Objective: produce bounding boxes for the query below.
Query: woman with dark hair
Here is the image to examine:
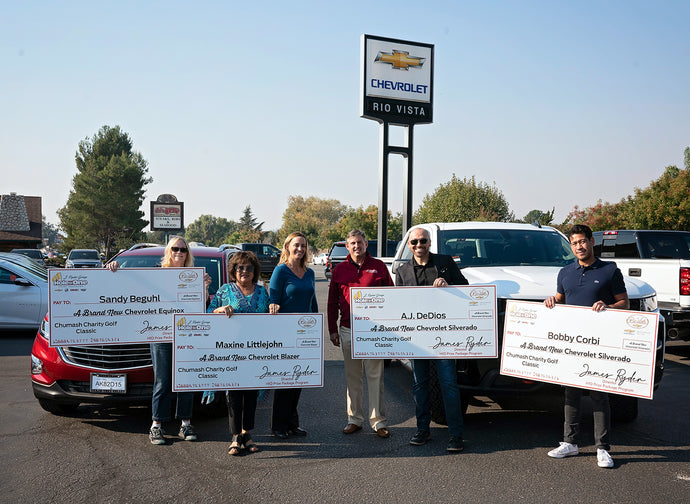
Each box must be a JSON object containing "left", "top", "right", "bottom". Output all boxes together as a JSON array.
[
  {"left": 208, "top": 251, "right": 269, "bottom": 455},
  {"left": 268, "top": 231, "right": 318, "bottom": 438}
]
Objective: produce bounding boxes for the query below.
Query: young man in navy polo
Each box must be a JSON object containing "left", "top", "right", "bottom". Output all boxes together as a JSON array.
[{"left": 543, "top": 224, "right": 629, "bottom": 468}]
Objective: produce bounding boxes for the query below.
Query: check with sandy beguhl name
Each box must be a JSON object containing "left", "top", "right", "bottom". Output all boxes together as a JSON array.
[
  {"left": 48, "top": 268, "right": 205, "bottom": 346},
  {"left": 500, "top": 301, "right": 660, "bottom": 399},
  {"left": 349, "top": 285, "right": 498, "bottom": 359},
  {"left": 172, "top": 313, "right": 324, "bottom": 391}
]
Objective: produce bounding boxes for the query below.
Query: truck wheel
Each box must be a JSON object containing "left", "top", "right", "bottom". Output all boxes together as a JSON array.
[
  {"left": 428, "top": 364, "right": 469, "bottom": 425},
  {"left": 37, "top": 398, "right": 79, "bottom": 415},
  {"left": 609, "top": 395, "right": 638, "bottom": 422}
]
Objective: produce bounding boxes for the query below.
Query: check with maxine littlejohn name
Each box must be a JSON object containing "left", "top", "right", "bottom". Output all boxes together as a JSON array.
[
  {"left": 349, "top": 285, "right": 498, "bottom": 359},
  {"left": 172, "top": 313, "right": 323, "bottom": 391},
  {"left": 500, "top": 300, "right": 659, "bottom": 399}
]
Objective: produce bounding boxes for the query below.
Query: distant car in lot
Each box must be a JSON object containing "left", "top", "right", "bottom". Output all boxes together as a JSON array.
[
  {"left": 324, "top": 239, "right": 399, "bottom": 279},
  {"left": 30, "top": 245, "right": 233, "bottom": 415},
  {"left": 11, "top": 248, "right": 46, "bottom": 264},
  {"left": 65, "top": 249, "right": 102, "bottom": 268},
  {"left": 0, "top": 252, "right": 48, "bottom": 330},
  {"left": 312, "top": 253, "right": 328, "bottom": 265},
  {"left": 231, "top": 243, "right": 281, "bottom": 276}
]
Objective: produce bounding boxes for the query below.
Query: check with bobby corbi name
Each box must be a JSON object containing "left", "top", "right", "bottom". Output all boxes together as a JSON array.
[
  {"left": 172, "top": 313, "right": 324, "bottom": 391},
  {"left": 349, "top": 285, "right": 498, "bottom": 359},
  {"left": 500, "top": 301, "right": 660, "bottom": 399},
  {"left": 48, "top": 268, "right": 205, "bottom": 346}
]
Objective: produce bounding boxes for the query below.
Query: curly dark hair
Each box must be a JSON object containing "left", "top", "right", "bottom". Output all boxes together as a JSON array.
[{"left": 227, "top": 251, "right": 261, "bottom": 283}]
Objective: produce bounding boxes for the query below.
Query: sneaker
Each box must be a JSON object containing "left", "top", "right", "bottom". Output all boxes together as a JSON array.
[
  {"left": 597, "top": 448, "right": 614, "bottom": 468},
  {"left": 446, "top": 436, "right": 464, "bottom": 452},
  {"left": 178, "top": 424, "right": 198, "bottom": 441},
  {"left": 149, "top": 425, "right": 166, "bottom": 445},
  {"left": 409, "top": 430, "right": 431, "bottom": 446},
  {"left": 547, "top": 442, "right": 579, "bottom": 458}
]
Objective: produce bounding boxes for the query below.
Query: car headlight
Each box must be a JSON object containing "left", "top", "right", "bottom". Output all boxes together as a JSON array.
[
  {"left": 639, "top": 294, "right": 657, "bottom": 312},
  {"left": 31, "top": 354, "right": 43, "bottom": 375}
]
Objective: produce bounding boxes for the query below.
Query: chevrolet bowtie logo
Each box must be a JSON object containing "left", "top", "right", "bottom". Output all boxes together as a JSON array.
[{"left": 375, "top": 50, "right": 425, "bottom": 70}]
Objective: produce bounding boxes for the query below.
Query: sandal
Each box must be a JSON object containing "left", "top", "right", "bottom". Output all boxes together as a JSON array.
[
  {"left": 242, "top": 433, "right": 259, "bottom": 454},
  {"left": 228, "top": 434, "right": 242, "bottom": 456}
]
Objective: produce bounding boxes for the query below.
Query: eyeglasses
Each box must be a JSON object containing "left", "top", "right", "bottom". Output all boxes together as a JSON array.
[
  {"left": 409, "top": 238, "right": 428, "bottom": 246},
  {"left": 171, "top": 247, "right": 188, "bottom": 253},
  {"left": 235, "top": 264, "right": 255, "bottom": 273},
  {"left": 570, "top": 239, "right": 589, "bottom": 247}
]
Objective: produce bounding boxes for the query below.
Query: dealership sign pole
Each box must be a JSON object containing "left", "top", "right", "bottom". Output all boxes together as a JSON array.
[{"left": 360, "top": 34, "right": 434, "bottom": 255}]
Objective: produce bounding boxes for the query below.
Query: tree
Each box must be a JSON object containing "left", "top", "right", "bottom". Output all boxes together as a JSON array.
[
  {"left": 560, "top": 200, "right": 628, "bottom": 232},
  {"left": 41, "top": 216, "right": 61, "bottom": 245},
  {"left": 277, "top": 195, "right": 348, "bottom": 250},
  {"left": 522, "top": 208, "right": 555, "bottom": 226},
  {"left": 58, "top": 125, "right": 151, "bottom": 258},
  {"left": 414, "top": 174, "right": 513, "bottom": 224},
  {"left": 238, "top": 205, "right": 264, "bottom": 234},
  {"left": 323, "top": 205, "right": 403, "bottom": 244},
  {"left": 184, "top": 214, "right": 239, "bottom": 246}
]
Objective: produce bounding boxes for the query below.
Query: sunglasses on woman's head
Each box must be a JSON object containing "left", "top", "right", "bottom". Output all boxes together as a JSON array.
[
  {"left": 171, "top": 247, "right": 188, "bottom": 253},
  {"left": 235, "top": 264, "right": 254, "bottom": 273},
  {"left": 409, "top": 238, "right": 428, "bottom": 245}
]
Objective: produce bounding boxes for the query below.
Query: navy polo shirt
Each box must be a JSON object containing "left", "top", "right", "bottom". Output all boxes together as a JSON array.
[{"left": 556, "top": 258, "right": 626, "bottom": 307}]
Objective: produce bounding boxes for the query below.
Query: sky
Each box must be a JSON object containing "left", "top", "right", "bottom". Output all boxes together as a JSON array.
[{"left": 2, "top": 1, "right": 689, "bottom": 233}]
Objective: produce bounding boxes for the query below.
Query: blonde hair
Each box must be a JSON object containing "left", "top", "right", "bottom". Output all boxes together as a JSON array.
[
  {"left": 161, "top": 235, "right": 194, "bottom": 268},
  {"left": 279, "top": 231, "right": 309, "bottom": 268}
]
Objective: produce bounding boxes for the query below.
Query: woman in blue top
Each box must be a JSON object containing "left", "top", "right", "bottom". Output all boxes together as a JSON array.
[
  {"left": 268, "top": 231, "right": 318, "bottom": 438},
  {"left": 208, "top": 251, "right": 269, "bottom": 456}
]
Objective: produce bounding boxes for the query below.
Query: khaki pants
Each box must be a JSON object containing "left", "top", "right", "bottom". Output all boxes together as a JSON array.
[{"left": 339, "top": 326, "right": 387, "bottom": 430}]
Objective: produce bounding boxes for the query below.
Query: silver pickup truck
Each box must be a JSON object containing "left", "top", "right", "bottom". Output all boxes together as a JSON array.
[{"left": 390, "top": 222, "right": 665, "bottom": 422}]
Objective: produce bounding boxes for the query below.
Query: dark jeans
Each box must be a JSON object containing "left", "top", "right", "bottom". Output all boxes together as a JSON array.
[
  {"left": 150, "top": 342, "right": 194, "bottom": 422},
  {"left": 227, "top": 390, "right": 258, "bottom": 435},
  {"left": 563, "top": 386, "right": 611, "bottom": 450},
  {"left": 271, "top": 388, "right": 302, "bottom": 432},
  {"left": 412, "top": 359, "right": 463, "bottom": 437}
]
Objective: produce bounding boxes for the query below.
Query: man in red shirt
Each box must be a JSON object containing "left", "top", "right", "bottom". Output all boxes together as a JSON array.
[{"left": 327, "top": 229, "right": 393, "bottom": 438}]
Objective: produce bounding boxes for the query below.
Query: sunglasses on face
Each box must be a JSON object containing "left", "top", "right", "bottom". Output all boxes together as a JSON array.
[
  {"left": 409, "top": 238, "right": 428, "bottom": 246},
  {"left": 235, "top": 264, "right": 254, "bottom": 273},
  {"left": 171, "top": 247, "right": 188, "bottom": 253}
]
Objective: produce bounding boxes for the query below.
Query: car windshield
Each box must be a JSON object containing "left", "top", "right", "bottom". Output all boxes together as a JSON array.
[
  {"left": 70, "top": 250, "right": 100, "bottom": 260},
  {"left": 434, "top": 228, "right": 575, "bottom": 268},
  {"left": 329, "top": 244, "right": 348, "bottom": 258}
]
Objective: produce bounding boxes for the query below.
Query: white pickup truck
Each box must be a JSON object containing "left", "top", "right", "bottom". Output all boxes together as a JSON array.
[
  {"left": 390, "top": 222, "right": 665, "bottom": 422},
  {"left": 593, "top": 230, "right": 690, "bottom": 341}
]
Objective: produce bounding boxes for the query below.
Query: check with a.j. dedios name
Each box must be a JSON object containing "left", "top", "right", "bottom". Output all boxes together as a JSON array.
[
  {"left": 48, "top": 268, "right": 205, "bottom": 346},
  {"left": 349, "top": 285, "right": 498, "bottom": 359},
  {"left": 172, "top": 313, "right": 323, "bottom": 391},
  {"left": 500, "top": 301, "right": 659, "bottom": 399}
]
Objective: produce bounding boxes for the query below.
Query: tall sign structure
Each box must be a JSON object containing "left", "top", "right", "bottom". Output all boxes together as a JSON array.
[{"left": 360, "top": 34, "right": 434, "bottom": 256}]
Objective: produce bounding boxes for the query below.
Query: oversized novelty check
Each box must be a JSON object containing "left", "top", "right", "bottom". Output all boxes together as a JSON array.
[
  {"left": 48, "top": 268, "right": 205, "bottom": 346},
  {"left": 349, "top": 285, "right": 497, "bottom": 359},
  {"left": 172, "top": 313, "right": 324, "bottom": 391},
  {"left": 500, "top": 301, "right": 660, "bottom": 399}
]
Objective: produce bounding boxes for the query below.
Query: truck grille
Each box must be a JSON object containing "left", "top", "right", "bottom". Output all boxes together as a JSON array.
[{"left": 58, "top": 344, "right": 152, "bottom": 370}]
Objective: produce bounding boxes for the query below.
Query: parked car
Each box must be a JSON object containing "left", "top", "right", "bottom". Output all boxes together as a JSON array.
[
  {"left": 231, "top": 243, "right": 281, "bottom": 276},
  {"left": 324, "top": 239, "right": 399, "bottom": 279},
  {"left": 390, "top": 222, "right": 665, "bottom": 423},
  {"left": 30, "top": 245, "right": 234, "bottom": 414},
  {"left": 10, "top": 248, "right": 46, "bottom": 264},
  {"left": 65, "top": 249, "right": 102, "bottom": 268},
  {"left": 593, "top": 229, "right": 690, "bottom": 341},
  {"left": 0, "top": 252, "right": 48, "bottom": 330},
  {"left": 312, "top": 252, "right": 328, "bottom": 265}
]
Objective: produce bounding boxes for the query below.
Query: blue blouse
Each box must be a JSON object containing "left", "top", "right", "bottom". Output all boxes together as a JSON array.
[
  {"left": 207, "top": 282, "right": 270, "bottom": 314},
  {"left": 269, "top": 263, "right": 318, "bottom": 313}
]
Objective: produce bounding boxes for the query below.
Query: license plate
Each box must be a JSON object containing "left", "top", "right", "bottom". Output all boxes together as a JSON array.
[{"left": 90, "top": 373, "right": 127, "bottom": 393}]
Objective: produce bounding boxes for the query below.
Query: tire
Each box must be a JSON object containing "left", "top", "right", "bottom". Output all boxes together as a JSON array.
[
  {"left": 609, "top": 394, "right": 638, "bottom": 423},
  {"left": 37, "top": 398, "right": 79, "bottom": 415},
  {"left": 428, "top": 363, "right": 469, "bottom": 425}
]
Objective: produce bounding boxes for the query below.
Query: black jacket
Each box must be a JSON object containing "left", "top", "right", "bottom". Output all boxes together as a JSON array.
[{"left": 395, "top": 253, "right": 468, "bottom": 287}]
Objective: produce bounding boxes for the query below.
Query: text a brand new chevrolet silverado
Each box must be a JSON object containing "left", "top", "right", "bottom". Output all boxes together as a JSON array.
[{"left": 390, "top": 222, "right": 665, "bottom": 422}]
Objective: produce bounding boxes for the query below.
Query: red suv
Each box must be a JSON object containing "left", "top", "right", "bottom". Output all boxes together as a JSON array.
[{"left": 31, "top": 245, "right": 233, "bottom": 414}]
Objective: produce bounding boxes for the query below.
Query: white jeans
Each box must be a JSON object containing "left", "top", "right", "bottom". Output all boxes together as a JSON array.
[{"left": 339, "top": 326, "right": 387, "bottom": 430}]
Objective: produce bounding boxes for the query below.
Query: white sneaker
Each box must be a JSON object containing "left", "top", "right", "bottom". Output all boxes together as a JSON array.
[
  {"left": 547, "top": 442, "right": 579, "bottom": 458},
  {"left": 597, "top": 448, "right": 614, "bottom": 468}
]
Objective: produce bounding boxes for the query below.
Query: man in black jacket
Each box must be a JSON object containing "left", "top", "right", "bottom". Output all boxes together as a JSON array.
[{"left": 395, "top": 227, "right": 468, "bottom": 452}]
